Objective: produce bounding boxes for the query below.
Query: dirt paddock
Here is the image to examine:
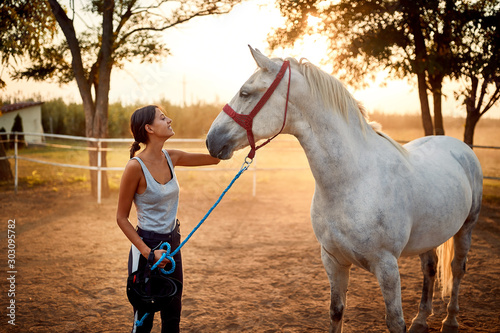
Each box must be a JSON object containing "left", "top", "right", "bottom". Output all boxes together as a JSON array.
[{"left": 1, "top": 171, "right": 499, "bottom": 332}]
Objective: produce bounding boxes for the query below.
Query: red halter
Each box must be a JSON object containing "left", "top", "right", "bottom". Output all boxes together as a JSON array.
[{"left": 223, "top": 60, "right": 291, "bottom": 160}]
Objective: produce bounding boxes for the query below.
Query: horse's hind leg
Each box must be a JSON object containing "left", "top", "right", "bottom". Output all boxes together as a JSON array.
[
  {"left": 409, "top": 249, "right": 438, "bottom": 333},
  {"left": 441, "top": 157, "right": 482, "bottom": 333},
  {"left": 441, "top": 223, "right": 475, "bottom": 333},
  {"left": 321, "top": 247, "right": 351, "bottom": 333}
]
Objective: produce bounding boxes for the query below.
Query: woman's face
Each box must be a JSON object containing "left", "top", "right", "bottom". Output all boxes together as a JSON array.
[{"left": 149, "top": 108, "right": 174, "bottom": 139}]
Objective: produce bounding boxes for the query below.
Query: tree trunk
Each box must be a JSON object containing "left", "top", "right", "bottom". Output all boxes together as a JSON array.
[
  {"left": 433, "top": 92, "right": 444, "bottom": 135},
  {"left": 88, "top": 0, "right": 114, "bottom": 198},
  {"left": 463, "top": 79, "right": 481, "bottom": 147},
  {"left": 430, "top": 75, "right": 445, "bottom": 135},
  {"left": 463, "top": 76, "right": 480, "bottom": 147},
  {"left": 417, "top": 72, "right": 434, "bottom": 136},
  {"left": 0, "top": 142, "right": 13, "bottom": 181},
  {"left": 463, "top": 109, "right": 480, "bottom": 147},
  {"left": 430, "top": 0, "right": 454, "bottom": 136},
  {"left": 404, "top": 0, "right": 434, "bottom": 136}
]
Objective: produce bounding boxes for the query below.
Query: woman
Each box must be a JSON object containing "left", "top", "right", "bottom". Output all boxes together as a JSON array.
[{"left": 116, "top": 105, "right": 219, "bottom": 332}]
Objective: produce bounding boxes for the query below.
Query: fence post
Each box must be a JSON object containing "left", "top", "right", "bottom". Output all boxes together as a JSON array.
[
  {"left": 97, "top": 139, "right": 102, "bottom": 204},
  {"left": 252, "top": 158, "right": 257, "bottom": 197},
  {"left": 14, "top": 133, "right": 18, "bottom": 194}
]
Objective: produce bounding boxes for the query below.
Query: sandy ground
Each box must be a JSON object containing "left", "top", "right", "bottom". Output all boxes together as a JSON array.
[{"left": 1, "top": 173, "right": 499, "bottom": 333}]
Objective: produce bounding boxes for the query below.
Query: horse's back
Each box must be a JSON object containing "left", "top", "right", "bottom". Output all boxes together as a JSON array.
[{"left": 404, "top": 136, "right": 482, "bottom": 185}]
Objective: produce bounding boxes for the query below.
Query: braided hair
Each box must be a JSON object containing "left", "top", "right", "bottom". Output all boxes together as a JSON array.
[{"left": 129, "top": 105, "right": 159, "bottom": 158}]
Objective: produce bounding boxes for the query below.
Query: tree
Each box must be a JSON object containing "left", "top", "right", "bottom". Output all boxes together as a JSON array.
[
  {"left": 268, "top": 0, "right": 499, "bottom": 140},
  {"left": 1, "top": 0, "right": 241, "bottom": 196},
  {"left": 0, "top": 128, "right": 13, "bottom": 182},
  {"left": 454, "top": 1, "right": 500, "bottom": 146},
  {"left": 0, "top": 0, "right": 57, "bottom": 88}
]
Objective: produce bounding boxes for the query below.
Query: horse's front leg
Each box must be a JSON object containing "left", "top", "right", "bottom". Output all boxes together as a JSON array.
[
  {"left": 321, "top": 246, "right": 351, "bottom": 333},
  {"left": 374, "top": 255, "right": 407, "bottom": 333}
]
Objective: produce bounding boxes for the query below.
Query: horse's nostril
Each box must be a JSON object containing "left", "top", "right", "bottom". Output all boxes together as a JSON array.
[
  {"left": 206, "top": 134, "right": 224, "bottom": 158},
  {"left": 217, "top": 144, "right": 229, "bottom": 159}
]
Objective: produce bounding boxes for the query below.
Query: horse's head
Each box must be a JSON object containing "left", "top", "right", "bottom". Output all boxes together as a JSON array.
[{"left": 206, "top": 46, "right": 296, "bottom": 160}]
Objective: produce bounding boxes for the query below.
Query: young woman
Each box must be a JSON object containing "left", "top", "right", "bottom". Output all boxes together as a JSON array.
[{"left": 116, "top": 105, "right": 219, "bottom": 333}]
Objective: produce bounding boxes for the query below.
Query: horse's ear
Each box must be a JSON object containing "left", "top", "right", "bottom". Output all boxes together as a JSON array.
[{"left": 248, "top": 45, "right": 279, "bottom": 72}]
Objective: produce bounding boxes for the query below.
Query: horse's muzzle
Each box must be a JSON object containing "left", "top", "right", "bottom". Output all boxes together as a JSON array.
[{"left": 206, "top": 130, "right": 236, "bottom": 160}]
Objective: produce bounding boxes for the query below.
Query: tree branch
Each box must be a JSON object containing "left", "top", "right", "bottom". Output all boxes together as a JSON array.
[
  {"left": 480, "top": 84, "right": 500, "bottom": 116},
  {"left": 114, "top": 0, "right": 136, "bottom": 37},
  {"left": 47, "top": 0, "right": 94, "bottom": 110}
]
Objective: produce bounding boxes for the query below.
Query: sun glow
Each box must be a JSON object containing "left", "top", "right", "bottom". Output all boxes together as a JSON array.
[
  {"left": 271, "top": 13, "right": 331, "bottom": 73},
  {"left": 307, "top": 14, "right": 322, "bottom": 27}
]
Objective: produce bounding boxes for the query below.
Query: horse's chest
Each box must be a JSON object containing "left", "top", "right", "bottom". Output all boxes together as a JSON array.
[
  {"left": 310, "top": 192, "right": 405, "bottom": 259},
  {"left": 310, "top": 197, "right": 359, "bottom": 249}
]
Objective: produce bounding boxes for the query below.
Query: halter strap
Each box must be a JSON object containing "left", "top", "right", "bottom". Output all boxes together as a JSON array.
[{"left": 223, "top": 60, "right": 291, "bottom": 159}]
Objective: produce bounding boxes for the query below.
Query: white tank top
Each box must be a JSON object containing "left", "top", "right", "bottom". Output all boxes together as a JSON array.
[{"left": 132, "top": 149, "right": 180, "bottom": 233}]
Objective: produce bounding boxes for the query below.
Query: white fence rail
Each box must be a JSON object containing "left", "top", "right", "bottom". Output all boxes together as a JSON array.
[
  {"left": 1, "top": 132, "right": 499, "bottom": 204},
  {"left": 0, "top": 132, "right": 261, "bottom": 203}
]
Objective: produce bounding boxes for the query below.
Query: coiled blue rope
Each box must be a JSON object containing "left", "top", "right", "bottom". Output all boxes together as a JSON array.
[{"left": 136, "top": 157, "right": 253, "bottom": 327}]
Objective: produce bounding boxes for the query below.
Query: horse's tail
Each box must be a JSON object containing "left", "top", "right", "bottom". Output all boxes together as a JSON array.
[{"left": 436, "top": 237, "right": 455, "bottom": 299}]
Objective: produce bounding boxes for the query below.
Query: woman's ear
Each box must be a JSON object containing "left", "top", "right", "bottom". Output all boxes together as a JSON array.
[{"left": 145, "top": 124, "right": 153, "bottom": 133}]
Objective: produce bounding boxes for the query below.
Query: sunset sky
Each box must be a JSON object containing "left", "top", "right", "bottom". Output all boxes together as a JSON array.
[{"left": 2, "top": 0, "right": 499, "bottom": 119}]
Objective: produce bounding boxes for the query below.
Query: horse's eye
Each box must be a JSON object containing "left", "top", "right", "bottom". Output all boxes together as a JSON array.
[{"left": 239, "top": 90, "right": 250, "bottom": 98}]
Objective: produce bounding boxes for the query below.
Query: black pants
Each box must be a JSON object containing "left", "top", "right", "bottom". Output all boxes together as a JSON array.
[{"left": 128, "top": 221, "right": 183, "bottom": 333}]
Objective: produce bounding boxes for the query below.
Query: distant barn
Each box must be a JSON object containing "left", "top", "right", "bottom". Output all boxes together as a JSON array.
[{"left": 0, "top": 101, "right": 45, "bottom": 145}]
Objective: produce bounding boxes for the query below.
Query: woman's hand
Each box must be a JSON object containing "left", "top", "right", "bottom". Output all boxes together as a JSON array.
[{"left": 153, "top": 249, "right": 171, "bottom": 268}]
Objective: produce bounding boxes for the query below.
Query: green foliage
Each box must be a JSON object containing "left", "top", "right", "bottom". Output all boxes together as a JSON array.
[
  {"left": 2, "top": 0, "right": 243, "bottom": 195},
  {"left": 0, "top": 0, "right": 57, "bottom": 87},
  {"left": 453, "top": 0, "right": 500, "bottom": 107},
  {"left": 108, "top": 101, "right": 136, "bottom": 138},
  {"left": 159, "top": 99, "right": 223, "bottom": 138},
  {"left": 269, "top": 0, "right": 500, "bottom": 142},
  {"left": 40, "top": 98, "right": 222, "bottom": 138},
  {"left": 2, "top": 0, "right": 243, "bottom": 87},
  {"left": 41, "top": 99, "right": 85, "bottom": 136},
  {"left": 269, "top": 0, "right": 499, "bottom": 89}
]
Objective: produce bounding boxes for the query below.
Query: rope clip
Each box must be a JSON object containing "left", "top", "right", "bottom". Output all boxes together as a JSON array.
[{"left": 242, "top": 156, "right": 253, "bottom": 170}]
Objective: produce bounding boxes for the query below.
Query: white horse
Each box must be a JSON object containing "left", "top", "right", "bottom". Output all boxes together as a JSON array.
[{"left": 206, "top": 46, "right": 483, "bottom": 333}]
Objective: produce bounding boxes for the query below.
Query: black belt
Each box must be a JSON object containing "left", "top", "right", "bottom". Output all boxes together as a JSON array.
[{"left": 137, "top": 220, "right": 180, "bottom": 242}]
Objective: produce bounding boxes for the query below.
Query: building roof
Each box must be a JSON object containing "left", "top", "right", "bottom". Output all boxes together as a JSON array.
[{"left": 0, "top": 101, "right": 44, "bottom": 114}]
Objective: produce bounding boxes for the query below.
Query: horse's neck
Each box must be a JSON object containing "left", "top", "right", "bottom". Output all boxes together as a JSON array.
[{"left": 293, "top": 105, "right": 377, "bottom": 191}]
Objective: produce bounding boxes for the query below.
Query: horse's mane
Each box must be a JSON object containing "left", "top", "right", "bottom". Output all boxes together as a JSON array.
[{"left": 282, "top": 57, "right": 407, "bottom": 155}]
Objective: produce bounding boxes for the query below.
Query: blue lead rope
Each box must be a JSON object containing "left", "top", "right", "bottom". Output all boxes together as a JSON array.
[
  {"left": 136, "top": 157, "right": 253, "bottom": 327},
  {"left": 152, "top": 157, "right": 253, "bottom": 274},
  {"left": 135, "top": 312, "right": 150, "bottom": 327}
]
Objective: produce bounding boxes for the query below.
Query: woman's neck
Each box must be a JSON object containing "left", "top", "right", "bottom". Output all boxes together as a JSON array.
[{"left": 139, "top": 139, "right": 166, "bottom": 161}]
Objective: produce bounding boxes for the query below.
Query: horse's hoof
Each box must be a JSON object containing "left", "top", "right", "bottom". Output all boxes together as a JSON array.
[
  {"left": 440, "top": 323, "right": 459, "bottom": 333},
  {"left": 409, "top": 322, "right": 428, "bottom": 333}
]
